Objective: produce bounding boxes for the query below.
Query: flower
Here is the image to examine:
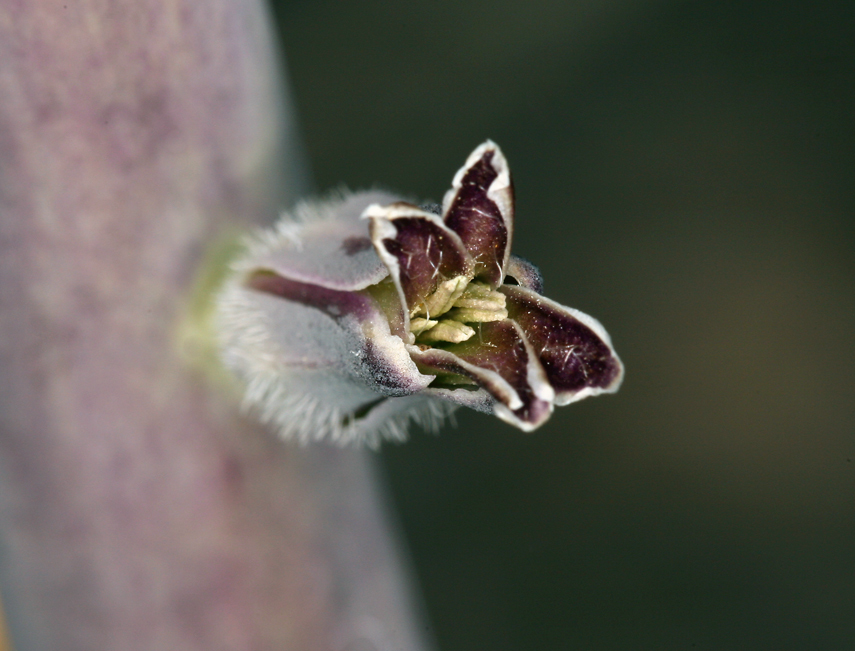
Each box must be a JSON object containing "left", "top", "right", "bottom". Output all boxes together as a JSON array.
[{"left": 216, "top": 141, "right": 623, "bottom": 447}]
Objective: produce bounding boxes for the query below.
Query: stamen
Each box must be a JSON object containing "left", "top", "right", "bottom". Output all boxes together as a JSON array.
[
  {"left": 417, "top": 319, "right": 475, "bottom": 344},
  {"left": 445, "top": 282, "right": 507, "bottom": 323},
  {"left": 410, "top": 275, "right": 470, "bottom": 319},
  {"left": 409, "top": 281, "right": 508, "bottom": 344},
  {"left": 410, "top": 317, "right": 438, "bottom": 336}
]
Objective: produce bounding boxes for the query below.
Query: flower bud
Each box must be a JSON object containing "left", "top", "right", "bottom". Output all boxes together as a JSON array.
[{"left": 216, "top": 142, "right": 623, "bottom": 447}]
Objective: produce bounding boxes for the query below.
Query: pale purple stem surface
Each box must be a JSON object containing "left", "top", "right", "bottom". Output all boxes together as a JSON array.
[{"left": 0, "top": 1, "right": 431, "bottom": 649}]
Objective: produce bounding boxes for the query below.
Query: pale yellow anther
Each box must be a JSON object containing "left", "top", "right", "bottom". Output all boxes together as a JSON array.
[
  {"left": 410, "top": 317, "right": 438, "bottom": 336},
  {"left": 445, "top": 307, "right": 506, "bottom": 323},
  {"left": 411, "top": 275, "right": 470, "bottom": 320},
  {"left": 445, "top": 282, "right": 508, "bottom": 323},
  {"left": 409, "top": 280, "right": 508, "bottom": 344},
  {"left": 416, "top": 319, "right": 475, "bottom": 344}
]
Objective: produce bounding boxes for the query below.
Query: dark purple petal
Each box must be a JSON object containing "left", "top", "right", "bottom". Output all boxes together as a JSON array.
[
  {"left": 504, "top": 254, "right": 544, "bottom": 293},
  {"left": 409, "top": 346, "right": 521, "bottom": 412},
  {"left": 442, "top": 141, "right": 513, "bottom": 288},
  {"left": 248, "top": 270, "right": 378, "bottom": 321},
  {"left": 364, "top": 202, "right": 473, "bottom": 315},
  {"left": 411, "top": 320, "right": 554, "bottom": 430},
  {"left": 500, "top": 286, "right": 624, "bottom": 404}
]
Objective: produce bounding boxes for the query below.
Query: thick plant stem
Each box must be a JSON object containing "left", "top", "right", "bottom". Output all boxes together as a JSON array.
[{"left": 0, "top": 1, "right": 430, "bottom": 649}]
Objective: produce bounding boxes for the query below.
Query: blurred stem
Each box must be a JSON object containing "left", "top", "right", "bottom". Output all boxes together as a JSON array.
[{"left": 0, "top": 1, "right": 430, "bottom": 650}]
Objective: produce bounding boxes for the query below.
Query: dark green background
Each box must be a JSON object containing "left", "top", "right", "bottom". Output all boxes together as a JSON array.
[{"left": 272, "top": 1, "right": 855, "bottom": 648}]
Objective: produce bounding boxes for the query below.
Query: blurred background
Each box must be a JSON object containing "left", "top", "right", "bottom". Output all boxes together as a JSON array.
[{"left": 272, "top": 1, "right": 854, "bottom": 649}]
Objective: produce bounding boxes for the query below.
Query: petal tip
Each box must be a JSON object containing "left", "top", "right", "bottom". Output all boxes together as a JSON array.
[{"left": 442, "top": 141, "right": 514, "bottom": 287}]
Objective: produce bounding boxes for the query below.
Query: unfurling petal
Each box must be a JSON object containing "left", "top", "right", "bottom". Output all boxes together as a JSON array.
[
  {"left": 364, "top": 202, "right": 474, "bottom": 332},
  {"left": 500, "top": 285, "right": 624, "bottom": 405},
  {"left": 442, "top": 141, "right": 513, "bottom": 288},
  {"left": 413, "top": 320, "right": 555, "bottom": 431}
]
